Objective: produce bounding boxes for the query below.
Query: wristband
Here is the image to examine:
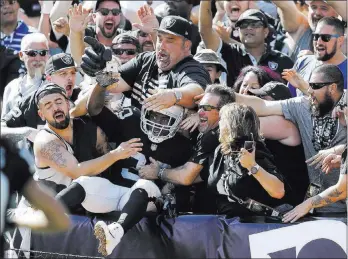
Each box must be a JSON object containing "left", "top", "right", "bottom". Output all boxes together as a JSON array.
[
  {"left": 41, "top": 1, "right": 54, "bottom": 14},
  {"left": 158, "top": 168, "right": 165, "bottom": 180}
]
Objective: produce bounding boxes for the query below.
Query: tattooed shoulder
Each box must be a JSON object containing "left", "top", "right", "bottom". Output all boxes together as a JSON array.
[{"left": 39, "top": 139, "right": 67, "bottom": 168}]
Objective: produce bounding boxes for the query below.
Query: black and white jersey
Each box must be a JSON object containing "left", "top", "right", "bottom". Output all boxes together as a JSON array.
[{"left": 91, "top": 106, "right": 194, "bottom": 176}]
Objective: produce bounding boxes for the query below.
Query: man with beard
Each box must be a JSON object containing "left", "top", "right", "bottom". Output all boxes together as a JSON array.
[
  {"left": 81, "top": 6, "right": 210, "bottom": 113},
  {"left": 273, "top": 0, "right": 345, "bottom": 61},
  {"left": 199, "top": 2, "right": 294, "bottom": 87},
  {"left": 139, "top": 84, "right": 235, "bottom": 213},
  {"left": 69, "top": 0, "right": 125, "bottom": 65},
  {"left": 287, "top": 17, "right": 347, "bottom": 96},
  {"left": 131, "top": 30, "right": 155, "bottom": 52},
  {"left": 0, "top": 0, "right": 36, "bottom": 53},
  {"left": 1, "top": 33, "right": 49, "bottom": 118},
  {"left": 1, "top": 53, "right": 79, "bottom": 146},
  {"left": 235, "top": 64, "right": 347, "bottom": 214}
]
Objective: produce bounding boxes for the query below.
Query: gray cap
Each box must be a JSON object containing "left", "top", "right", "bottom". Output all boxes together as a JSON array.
[{"left": 194, "top": 49, "right": 227, "bottom": 73}]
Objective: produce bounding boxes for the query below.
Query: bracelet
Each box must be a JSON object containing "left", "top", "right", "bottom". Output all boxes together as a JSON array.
[{"left": 158, "top": 168, "right": 165, "bottom": 180}]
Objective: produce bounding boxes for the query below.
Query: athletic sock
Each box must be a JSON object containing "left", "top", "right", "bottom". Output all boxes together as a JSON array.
[
  {"left": 117, "top": 188, "right": 148, "bottom": 233},
  {"left": 56, "top": 182, "right": 86, "bottom": 212}
]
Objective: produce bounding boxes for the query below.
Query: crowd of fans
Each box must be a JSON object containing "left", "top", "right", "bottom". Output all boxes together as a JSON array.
[{"left": 1, "top": 0, "right": 347, "bottom": 257}]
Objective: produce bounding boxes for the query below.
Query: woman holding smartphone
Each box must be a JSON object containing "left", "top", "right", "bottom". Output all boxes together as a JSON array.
[{"left": 208, "top": 103, "right": 286, "bottom": 217}]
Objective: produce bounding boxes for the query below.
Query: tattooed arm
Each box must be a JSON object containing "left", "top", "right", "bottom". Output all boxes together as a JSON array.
[
  {"left": 34, "top": 131, "right": 142, "bottom": 179},
  {"left": 283, "top": 174, "right": 347, "bottom": 223}
]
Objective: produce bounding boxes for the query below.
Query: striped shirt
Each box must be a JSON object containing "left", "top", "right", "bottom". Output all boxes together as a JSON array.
[{"left": 0, "top": 21, "right": 36, "bottom": 53}]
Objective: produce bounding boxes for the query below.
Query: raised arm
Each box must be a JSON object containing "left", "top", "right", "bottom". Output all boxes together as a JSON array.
[
  {"left": 38, "top": 1, "right": 54, "bottom": 39},
  {"left": 273, "top": 1, "right": 308, "bottom": 35},
  {"left": 235, "top": 93, "right": 283, "bottom": 117},
  {"left": 327, "top": 1, "right": 347, "bottom": 22},
  {"left": 34, "top": 134, "right": 142, "bottom": 179},
  {"left": 260, "top": 116, "right": 301, "bottom": 146},
  {"left": 69, "top": 4, "right": 90, "bottom": 65},
  {"left": 199, "top": 0, "right": 221, "bottom": 52}
]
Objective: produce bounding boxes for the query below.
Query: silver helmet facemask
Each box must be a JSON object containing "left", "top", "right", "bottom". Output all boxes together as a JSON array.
[{"left": 141, "top": 105, "right": 184, "bottom": 143}]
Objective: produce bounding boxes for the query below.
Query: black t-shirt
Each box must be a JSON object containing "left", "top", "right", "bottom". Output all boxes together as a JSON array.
[
  {"left": 265, "top": 140, "right": 309, "bottom": 206},
  {"left": 220, "top": 43, "right": 294, "bottom": 88},
  {"left": 208, "top": 141, "right": 284, "bottom": 215},
  {"left": 119, "top": 52, "right": 211, "bottom": 109},
  {"left": 189, "top": 127, "right": 220, "bottom": 181},
  {"left": 91, "top": 106, "right": 193, "bottom": 170},
  {"left": 341, "top": 147, "right": 347, "bottom": 175},
  {"left": 0, "top": 46, "right": 21, "bottom": 97}
]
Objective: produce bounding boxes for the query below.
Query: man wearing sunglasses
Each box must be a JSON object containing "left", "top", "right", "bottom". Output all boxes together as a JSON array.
[
  {"left": 111, "top": 33, "right": 140, "bottom": 65},
  {"left": 1, "top": 33, "right": 49, "bottom": 119},
  {"left": 235, "top": 64, "right": 347, "bottom": 215},
  {"left": 1, "top": 0, "right": 36, "bottom": 53},
  {"left": 199, "top": 4, "right": 294, "bottom": 88},
  {"left": 287, "top": 17, "right": 346, "bottom": 97},
  {"left": 139, "top": 84, "right": 235, "bottom": 213},
  {"left": 273, "top": 0, "right": 345, "bottom": 61}
]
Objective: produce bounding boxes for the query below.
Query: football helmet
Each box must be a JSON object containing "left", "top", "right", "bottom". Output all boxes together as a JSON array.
[{"left": 141, "top": 105, "right": 184, "bottom": 143}]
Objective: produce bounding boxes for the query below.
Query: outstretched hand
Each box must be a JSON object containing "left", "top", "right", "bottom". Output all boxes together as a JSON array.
[
  {"left": 132, "top": 5, "right": 159, "bottom": 34},
  {"left": 68, "top": 3, "right": 91, "bottom": 33}
]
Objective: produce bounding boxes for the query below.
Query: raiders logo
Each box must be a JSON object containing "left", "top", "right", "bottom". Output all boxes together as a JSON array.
[
  {"left": 61, "top": 55, "right": 73, "bottom": 65},
  {"left": 164, "top": 17, "right": 176, "bottom": 28},
  {"left": 268, "top": 61, "right": 278, "bottom": 71}
]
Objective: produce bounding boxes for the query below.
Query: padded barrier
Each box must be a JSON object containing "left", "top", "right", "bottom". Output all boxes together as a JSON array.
[{"left": 17, "top": 214, "right": 348, "bottom": 258}]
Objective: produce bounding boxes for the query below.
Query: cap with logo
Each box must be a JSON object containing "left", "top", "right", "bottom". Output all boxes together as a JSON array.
[
  {"left": 194, "top": 49, "right": 227, "bottom": 73},
  {"left": 155, "top": 15, "right": 192, "bottom": 41},
  {"left": 248, "top": 81, "right": 292, "bottom": 101},
  {"left": 35, "top": 83, "right": 68, "bottom": 106},
  {"left": 45, "top": 53, "right": 76, "bottom": 76},
  {"left": 235, "top": 9, "right": 269, "bottom": 28}
]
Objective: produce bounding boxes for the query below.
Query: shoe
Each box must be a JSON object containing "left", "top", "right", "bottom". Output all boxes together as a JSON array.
[{"left": 94, "top": 221, "right": 124, "bottom": 256}]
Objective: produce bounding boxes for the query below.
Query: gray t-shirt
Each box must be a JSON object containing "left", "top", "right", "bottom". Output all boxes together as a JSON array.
[{"left": 281, "top": 96, "right": 347, "bottom": 213}]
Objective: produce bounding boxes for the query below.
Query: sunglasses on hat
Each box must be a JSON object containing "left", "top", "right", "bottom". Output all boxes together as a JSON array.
[
  {"left": 313, "top": 33, "right": 340, "bottom": 42},
  {"left": 309, "top": 81, "right": 338, "bottom": 90},
  {"left": 238, "top": 21, "right": 264, "bottom": 30},
  {"left": 97, "top": 8, "right": 121, "bottom": 16},
  {"left": 23, "top": 49, "right": 49, "bottom": 57},
  {"left": 113, "top": 49, "right": 137, "bottom": 55},
  {"left": 198, "top": 104, "right": 219, "bottom": 111}
]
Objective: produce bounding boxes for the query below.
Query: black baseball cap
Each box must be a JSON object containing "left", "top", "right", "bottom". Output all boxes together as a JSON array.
[
  {"left": 95, "top": 0, "right": 121, "bottom": 11},
  {"left": 248, "top": 81, "right": 292, "bottom": 101},
  {"left": 112, "top": 33, "right": 141, "bottom": 52},
  {"left": 194, "top": 49, "right": 227, "bottom": 73},
  {"left": 45, "top": 53, "right": 76, "bottom": 75},
  {"left": 155, "top": 15, "right": 192, "bottom": 41},
  {"left": 235, "top": 9, "right": 268, "bottom": 28},
  {"left": 35, "top": 83, "right": 68, "bottom": 106}
]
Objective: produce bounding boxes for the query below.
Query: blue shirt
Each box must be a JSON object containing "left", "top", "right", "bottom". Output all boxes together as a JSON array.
[
  {"left": 1, "top": 21, "right": 35, "bottom": 53},
  {"left": 288, "top": 55, "right": 347, "bottom": 97}
]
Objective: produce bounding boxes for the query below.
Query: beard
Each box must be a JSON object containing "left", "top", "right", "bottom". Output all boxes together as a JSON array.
[
  {"left": 310, "top": 92, "right": 335, "bottom": 117},
  {"left": 48, "top": 113, "right": 70, "bottom": 129},
  {"left": 99, "top": 25, "right": 118, "bottom": 39},
  {"left": 316, "top": 42, "right": 337, "bottom": 61}
]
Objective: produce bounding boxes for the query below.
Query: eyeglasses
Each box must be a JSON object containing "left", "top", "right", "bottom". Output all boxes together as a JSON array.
[
  {"left": 313, "top": 33, "right": 340, "bottom": 42},
  {"left": 309, "top": 81, "right": 338, "bottom": 90},
  {"left": 198, "top": 104, "right": 219, "bottom": 111},
  {"left": 138, "top": 31, "right": 149, "bottom": 37},
  {"left": 238, "top": 21, "right": 264, "bottom": 30},
  {"left": 112, "top": 49, "right": 137, "bottom": 55},
  {"left": 23, "top": 49, "right": 49, "bottom": 57},
  {"left": 97, "top": 8, "right": 121, "bottom": 16},
  {"left": 0, "top": 0, "right": 17, "bottom": 6}
]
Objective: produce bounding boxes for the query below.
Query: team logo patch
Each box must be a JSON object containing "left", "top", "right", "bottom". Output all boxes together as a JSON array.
[
  {"left": 268, "top": 61, "right": 278, "bottom": 71},
  {"left": 164, "top": 17, "right": 176, "bottom": 28},
  {"left": 61, "top": 55, "right": 73, "bottom": 65}
]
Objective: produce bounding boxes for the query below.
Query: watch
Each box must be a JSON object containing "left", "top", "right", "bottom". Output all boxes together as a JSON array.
[
  {"left": 248, "top": 164, "right": 260, "bottom": 176},
  {"left": 173, "top": 90, "right": 182, "bottom": 104}
]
